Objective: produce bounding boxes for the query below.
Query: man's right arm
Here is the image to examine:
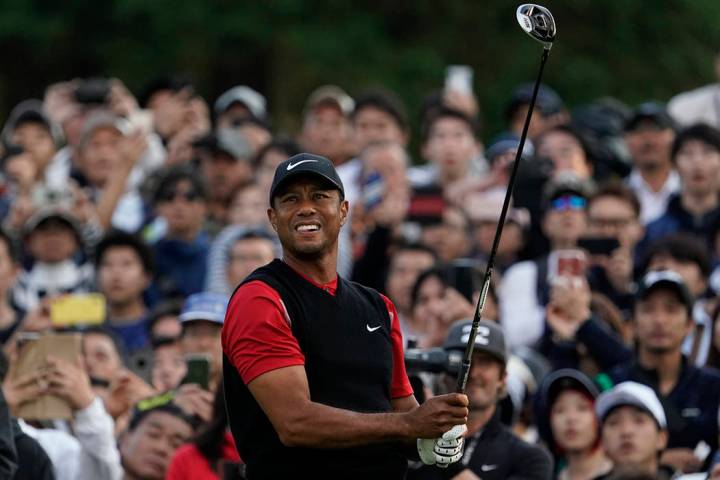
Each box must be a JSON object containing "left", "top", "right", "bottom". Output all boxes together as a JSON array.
[
  {"left": 222, "top": 281, "right": 468, "bottom": 449},
  {"left": 248, "top": 365, "right": 467, "bottom": 449}
]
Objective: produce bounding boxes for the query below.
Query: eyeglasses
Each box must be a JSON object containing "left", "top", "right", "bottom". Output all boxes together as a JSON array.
[
  {"left": 551, "top": 195, "right": 586, "bottom": 211},
  {"left": 158, "top": 189, "right": 201, "bottom": 203}
]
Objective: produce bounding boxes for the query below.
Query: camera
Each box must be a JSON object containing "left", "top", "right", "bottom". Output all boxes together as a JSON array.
[{"left": 404, "top": 347, "right": 462, "bottom": 376}]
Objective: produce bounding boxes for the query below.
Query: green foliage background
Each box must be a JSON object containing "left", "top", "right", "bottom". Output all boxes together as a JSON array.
[{"left": 0, "top": 0, "right": 719, "bottom": 145}]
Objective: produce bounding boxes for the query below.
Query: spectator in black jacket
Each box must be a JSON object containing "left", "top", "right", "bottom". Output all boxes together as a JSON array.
[
  {"left": 412, "top": 319, "right": 553, "bottom": 479},
  {"left": 546, "top": 270, "right": 720, "bottom": 474}
]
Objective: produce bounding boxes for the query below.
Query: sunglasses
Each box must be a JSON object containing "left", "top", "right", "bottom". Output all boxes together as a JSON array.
[
  {"left": 551, "top": 195, "right": 586, "bottom": 211},
  {"left": 158, "top": 189, "right": 201, "bottom": 203}
]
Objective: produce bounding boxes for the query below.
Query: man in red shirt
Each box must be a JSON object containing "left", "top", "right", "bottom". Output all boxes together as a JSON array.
[{"left": 222, "top": 153, "right": 468, "bottom": 478}]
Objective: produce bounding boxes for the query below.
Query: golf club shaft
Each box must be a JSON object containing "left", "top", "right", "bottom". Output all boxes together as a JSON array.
[{"left": 456, "top": 47, "right": 551, "bottom": 393}]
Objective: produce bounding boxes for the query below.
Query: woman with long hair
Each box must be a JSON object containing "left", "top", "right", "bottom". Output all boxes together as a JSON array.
[{"left": 536, "top": 369, "right": 611, "bottom": 480}]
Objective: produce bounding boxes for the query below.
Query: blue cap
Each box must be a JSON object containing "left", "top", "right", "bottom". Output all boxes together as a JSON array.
[{"left": 179, "top": 292, "right": 229, "bottom": 325}]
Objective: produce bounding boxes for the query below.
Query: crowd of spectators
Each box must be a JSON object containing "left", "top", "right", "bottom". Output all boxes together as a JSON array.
[{"left": 2, "top": 49, "right": 720, "bottom": 479}]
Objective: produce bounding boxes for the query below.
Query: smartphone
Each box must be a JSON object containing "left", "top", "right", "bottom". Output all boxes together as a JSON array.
[
  {"left": 446, "top": 258, "right": 478, "bottom": 303},
  {"left": 445, "top": 65, "right": 474, "bottom": 95},
  {"left": 182, "top": 354, "right": 211, "bottom": 390},
  {"left": 362, "top": 171, "right": 385, "bottom": 212},
  {"left": 578, "top": 237, "right": 621, "bottom": 256},
  {"left": 549, "top": 249, "right": 587, "bottom": 280},
  {"left": 50, "top": 293, "right": 106, "bottom": 327},
  {"left": 128, "top": 348, "right": 154, "bottom": 384}
]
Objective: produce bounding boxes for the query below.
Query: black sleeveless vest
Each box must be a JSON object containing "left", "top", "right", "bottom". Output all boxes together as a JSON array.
[{"left": 223, "top": 259, "right": 408, "bottom": 478}]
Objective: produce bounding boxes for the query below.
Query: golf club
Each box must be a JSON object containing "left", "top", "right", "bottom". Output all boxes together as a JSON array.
[{"left": 456, "top": 4, "right": 557, "bottom": 393}]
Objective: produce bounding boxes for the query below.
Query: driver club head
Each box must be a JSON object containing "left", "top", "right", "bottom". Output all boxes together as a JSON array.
[{"left": 516, "top": 4, "right": 556, "bottom": 50}]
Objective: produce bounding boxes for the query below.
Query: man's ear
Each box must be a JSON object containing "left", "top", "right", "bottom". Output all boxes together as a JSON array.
[
  {"left": 267, "top": 208, "right": 278, "bottom": 232},
  {"left": 339, "top": 200, "right": 349, "bottom": 226},
  {"left": 656, "top": 429, "right": 668, "bottom": 452},
  {"left": 497, "top": 367, "right": 508, "bottom": 400}
]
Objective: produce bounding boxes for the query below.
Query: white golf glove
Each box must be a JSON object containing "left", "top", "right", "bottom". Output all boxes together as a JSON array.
[{"left": 417, "top": 424, "right": 467, "bottom": 468}]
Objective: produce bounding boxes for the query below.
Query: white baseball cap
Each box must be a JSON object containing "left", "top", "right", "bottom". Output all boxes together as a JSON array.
[{"left": 596, "top": 381, "right": 666, "bottom": 429}]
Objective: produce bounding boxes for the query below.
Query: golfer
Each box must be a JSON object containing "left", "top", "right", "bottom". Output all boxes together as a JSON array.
[{"left": 222, "top": 153, "right": 468, "bottom": 478}]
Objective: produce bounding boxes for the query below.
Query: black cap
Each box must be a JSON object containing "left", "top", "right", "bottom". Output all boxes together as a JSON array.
[
  {"left": 269, "top": 153, "right": 344, "bottom": 205},
  {"left": 636, "top": 270, "right": 694, "bottom": 313},
  {"left": 624, "top": 102, "right": 675, "bottom": 132},
  {"left": 508, "top": 83, "right": 564, "bottom": 117},
  {"left": 535, "top": 369, "right": 599, "bottom": 447},
  {"left": 443, "top": 319, "right": 507, "bottom": 365}
]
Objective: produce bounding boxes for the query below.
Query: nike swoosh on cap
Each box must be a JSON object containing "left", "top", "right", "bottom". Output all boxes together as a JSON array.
[
  {"left": 366, "top": 325, "right": 381, "bottom": 332},
  {"left": 480, "top": 465, "right": 498, "bottom": 472},
  {"left": 287, "top": 159, "right": 319, "bottom": 170}
]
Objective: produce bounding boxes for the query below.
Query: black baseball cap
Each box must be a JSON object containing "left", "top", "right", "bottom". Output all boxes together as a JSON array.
[
  {"left": 624, "top": 102, "right": 675, "bottom": 132},
  {"left": 636, "top": 270, "right": 694, "bottom": 313},
  {"left": 268, "top": 153, "right": 345, "bottom": 205},
  {"left": 443, "top": 319, "right": 507, "bottom": 365}
]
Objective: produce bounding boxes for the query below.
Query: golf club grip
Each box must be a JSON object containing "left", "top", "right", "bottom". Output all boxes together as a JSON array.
[
  {"left": 456, "top": 269, "right": 492, "bottom": 393},
  {"left": 455, "top": 48, "right": 551, "bottom": 394}
]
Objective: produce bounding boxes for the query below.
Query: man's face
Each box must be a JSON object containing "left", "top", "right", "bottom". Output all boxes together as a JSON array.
[
  {"left": 79, "top": 127, "right": 122, "bottom": 187},
  {"left": 228, "top": 185, "right": 268, "bottom": 227},
  {"left": 83, "top": 332, "right": 123, "bottom": 384},
  {"left": 587, "top": 196, "right": 643, "bottom": 249},
  {"left": 301, "top": 105, "right": 353, "bottom": 163},
  {"left": 120, "top": 411, "right": 193, "bottom": 480},
  {"left": 623, "top": 122, "right": 674, "bottom": 170},
  {"left": 647, "top": 255, "right": 706, "bottom": 297},
  {"left": 27, "top": 220, "right": 78, "bottom": 263},
  {"left": 420, "top": 208, "right": 470, "bottom": 262},
  {"left": 227, "top": 237, "right": 275, "bottom": 288},
  {"left": 149, "top": 88, "right": 192, "bottom": 141},
  {"left": 634, "top": 288, "right": 691, "bottom": 354},
  {"left": 510, "top": 104, "right": 549, "bottom": 140},
  {"left": 601, "top": 406, "right": 667, "bottom": 469},
  {"left": 98, "top": 246, "right": 149, "bottom": 307},
  {"left": 152, "top": 343, "right": 186, "bottom": 392},
  {"left": 12, "top": 122, "right": 56, "bottom": 170},
  {"left": 353, "top": 107, "right": 406, "bottom": 151},
  {"left": 423, "top": 117, "right": 478, "bottom": 182},
  {"left": 151, "top": 315, "right": 182, "bottom": 340},
  {"left": 181, "top": 320, "right": 223, "bottom": 381},
  {"left": 363, "top": 145, "right": 409, "bottom": 195},
  {"left": 537, "top": 130, "right": 592, "bottom": 180},
  {"left": 542, "top": 195, "right": 588, "bottom": 247},
  {"left": 385, "top": 250, "right": 435, "bottom": 315},
  {"left": 268, "top": 176, "right": 348, "bottom": 261},
  {"left": 256, "top": 149, "right": 291, "bottom": 196},
  {"left": 675, "top": 139, "right": 720, "bottom": 197},
  {"left": 200, "top": 151, "right": 252, "bottom": 203},
  {"left": 156, "top": 179, "right": 207, "bottom": 239},
  {"left": 466, "top": 352, "right": 505, "bottom": 411},
  {"left": 472, "top": 220, "right": 524, "bottom": 259}
]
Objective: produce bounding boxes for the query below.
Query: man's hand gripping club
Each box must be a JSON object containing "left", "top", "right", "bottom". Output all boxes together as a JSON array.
[{"left": 407, "top": 393, "right": 468, "bottom": 467}]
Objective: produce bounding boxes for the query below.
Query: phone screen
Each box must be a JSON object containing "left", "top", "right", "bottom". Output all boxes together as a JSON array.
[
  {"left": 182, "top": 355, "right": 211, "bottom": 390},
  {"left": 50, "top": 293, "right": 106, "bottom": 327},
  {"left": 550, "top": 249, "right": 587, "bottom": 279}
]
